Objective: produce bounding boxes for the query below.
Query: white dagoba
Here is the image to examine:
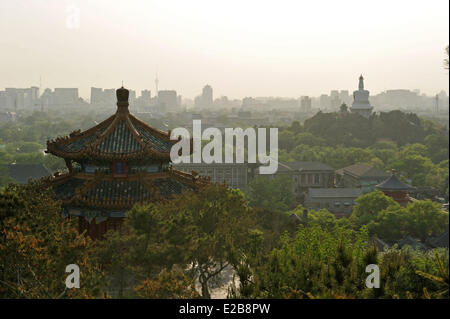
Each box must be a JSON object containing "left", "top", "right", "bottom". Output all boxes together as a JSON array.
[{"left": 351, "top": 75, "right": 373, "bottom": 118}]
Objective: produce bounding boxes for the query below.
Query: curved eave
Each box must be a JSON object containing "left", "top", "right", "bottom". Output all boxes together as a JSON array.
[
  {"left": 376, "top": 186, "right": 415, "bottom": 192},
  {"left": 45, "top": 109, "right": 190, "bottom": 161},
  {"left": 46, "top": 136, "right": 194, "bottom": 162},
  {"left": 375, "top": 174, "right": 415, "bottom": 192},
  {"left": 128, "top": 113, "right": 173, "bottom": 142},
  {"left": 46, "top": 144, "right": 173, "bottom": 161},
  {"left": 49, "top": 169, "right": 209, "bottom": 210}
]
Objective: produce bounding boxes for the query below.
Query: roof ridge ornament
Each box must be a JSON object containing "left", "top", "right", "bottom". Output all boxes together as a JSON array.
[{"left": 116, "top": 86, "right": 129, "bottom": 113}]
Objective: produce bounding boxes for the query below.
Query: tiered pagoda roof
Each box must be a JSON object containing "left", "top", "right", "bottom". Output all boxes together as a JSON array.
[
  {"left": 45, "top": 86, "right": 207, "bottom": 224},
  {"left": 46, "top": 88, "right": 178, "bottom": 161},
  {"left": 50, "top": 168, "right": 206, "bottom": 213}
]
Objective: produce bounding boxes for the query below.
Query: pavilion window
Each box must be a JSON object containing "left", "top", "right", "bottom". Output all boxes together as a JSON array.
[{"left": 113, "top": 161, "right": 127, "bottom": 177}]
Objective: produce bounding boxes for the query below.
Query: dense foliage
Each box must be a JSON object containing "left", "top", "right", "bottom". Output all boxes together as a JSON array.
[
  {"left": 98, "top": 184, "right": 256, "bottom": 299},
  {"left": 0, "top": 181, "right": 448, "bottom": 299},
  {"left": 278, "top": 111, "right": 449, "bottom": 194},
  {"left": 0, "top": 108, "right": 448, "bottom": 299},
  {"left": 0, "top": 181, "right": 104, "bottom": 298},
  {"left": 230, "top": 222, "right": 449, "bottom": 299},
  {"left": 244, "top": 175, "right": 297, "bottom": 212},
  {"left": 351, "top": 191, "right": 449, "bottom": 242}
]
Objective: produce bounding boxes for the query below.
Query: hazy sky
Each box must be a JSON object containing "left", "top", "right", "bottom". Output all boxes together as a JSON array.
[{"left": 1, "top": 0, "right": 448, "bottom": 100}]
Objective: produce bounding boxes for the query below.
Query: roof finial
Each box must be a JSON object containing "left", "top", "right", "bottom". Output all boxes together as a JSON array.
[
  {"left": 121, "top": 80, "right": 124, "bottom": 88},
  {"left": 116, "top": 86, "right": 129, "bottom": 113}
]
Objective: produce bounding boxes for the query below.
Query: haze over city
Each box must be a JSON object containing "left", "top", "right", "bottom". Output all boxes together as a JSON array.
[
  {"left": 1, "top": 0, "right": 450, "bottom": 306},
  {"left": 1, "top": 0, "right": 449, "bottom": 100}
]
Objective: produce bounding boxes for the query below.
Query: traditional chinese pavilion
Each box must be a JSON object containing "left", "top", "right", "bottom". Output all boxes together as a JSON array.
[
  {"left": 375, "top": 171, "right": 415, "bottom": 206},
  {"left": 46, "top": 87, "right": 207, "bottom": 239}
]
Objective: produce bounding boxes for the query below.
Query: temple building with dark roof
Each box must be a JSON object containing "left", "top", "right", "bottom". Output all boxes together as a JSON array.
[
  {"left": 376, "top": 171, "right": 415, "bottom": 206},
  {"left": 45, "top": 87, "right": 208, "bottom": 239}
]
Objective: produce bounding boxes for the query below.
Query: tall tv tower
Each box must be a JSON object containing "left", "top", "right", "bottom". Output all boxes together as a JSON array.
[{"left": 155, "top": 73, "right": 159, "bottom": 96}]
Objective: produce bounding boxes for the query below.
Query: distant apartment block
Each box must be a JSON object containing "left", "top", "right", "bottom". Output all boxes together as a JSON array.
[
  {"left": 90, "top": 87, "right": 122, "bottom": 106},
  {"left": 319, "top": 94, "right": 331, "bottom": 110},
  {"left": 300, "top": 96, "right": 312, "bottom": 113},
  {"left": 374, "top": 89, "right": 423, "bottom": 109},
  {"left": 195, "top": 85, "right": 213, "bottom": 108},
  {"left": 339, "top": 90, "right": 351, "bottom": 105},
  {"left": 40, "top": 88, "right": 81, "bottom": 108},
  {"left": 330, "top": 90, "right": 342, "bottom": 110},
  {"left": 140, "top": 90, "right": 151, "bottom": 105},
  {"left": 90, "top": 87, "right": 103, "bottom": 104},
  {"left": 173, "top": 162, "right": 258, "bottom": 189},
  {"left": 91, "top": 87, "right": 139, "bottom": 110},
  {"left": 103, "top": 89, "right": 116, "bottom": 105},
  {"left": 158, "top": 90, "right": 178, "bottom": 112},
  {"left": 54, "top": 88, "right": 79, "bottom": 105},
  {"left": 0, "top": 87, "right": 40, "bottom": 110}
]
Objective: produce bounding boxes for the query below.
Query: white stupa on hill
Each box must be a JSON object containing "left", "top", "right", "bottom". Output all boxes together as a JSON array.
[{"left": 351, "top": 75, "right": 373, "bottom": 118}]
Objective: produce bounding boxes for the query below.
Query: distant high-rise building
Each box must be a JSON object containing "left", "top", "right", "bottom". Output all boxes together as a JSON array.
[
  {"left": 202, "top": 85, "right": 213, "bottom": 106},
  {"left": 40, "top": 88, "right": 53, "bottom": 108},
  {"left": 103, "top": 89, "right": 116, "bottom": 105},
  {"left": 374, "top": 89, "right": 421, "bottom": 109},
  {"left": 54, "top": 88, "right": 79, "bottom": 106},
  {"left": 195, "top": 85, "right": 214, "bottom": 109},
  {"left": 0, "top": 87, "right": 40, "bottom": 110},
  {"left": 319, "top": 94, "right": 330, "bottom": 110},
  {"left": 158, "top": 90, "right": 178, "bottom": 112},
  {"left": 330, "top": 94, "right": 342, "bottom": 110},
  {"left": 129, "top": 89, "right": 136, "bottom": 108},
  {"left": 300, "top": 96, "right": 312, "bottom": 112},
  {"left": 0, "top": 91, "right": 6, "bottom": 109},
  {"left": 141, "top": 90, "right": 151, "bottom": 105},
  {"left": 351, "top": 75, "right": 373, "bottom": 118},
  {"left": 30, "top": 87, "right": 39, "bottom": 101},
  {"left": 90, "top": 87, "right": 120, "bottom": 107},
  {"left": 330, "top": 90, "right": 339, "bottom": 98},
  {"left": 339, "top": 90, "right": 351, "bottom": 105},
  {"left": 90, "top": 87, "right": 103, "bottom": 104}
]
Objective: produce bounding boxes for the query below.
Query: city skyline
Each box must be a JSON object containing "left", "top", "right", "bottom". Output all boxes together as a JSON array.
[
  {"left": 1, "top": 80, "right": 448, "bottom": 103},
  {"left": 0, "top": 0, "right": 449, "bottom": 99}
]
